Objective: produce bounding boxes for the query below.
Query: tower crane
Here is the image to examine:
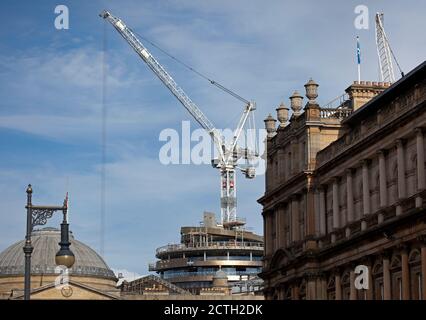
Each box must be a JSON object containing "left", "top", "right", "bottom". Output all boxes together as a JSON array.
[
  {"left": 375, "top": 13, "right": 404, "bottom": 83},
  {"left": 100, "top": 10, "right": 258, "bottom": 228}
]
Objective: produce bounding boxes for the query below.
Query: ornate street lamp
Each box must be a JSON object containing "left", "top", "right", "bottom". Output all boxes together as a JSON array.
[
  {"left": 55, "top": 213, "right": 75, "bottom": 268},
  {"left": 23, "top": 184, "right": 75, "bottom": 300}
]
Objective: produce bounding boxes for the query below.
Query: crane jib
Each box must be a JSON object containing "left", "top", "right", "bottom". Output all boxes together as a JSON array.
[{"left": 101, "top": 10, "right": 258, "bottom": 225}]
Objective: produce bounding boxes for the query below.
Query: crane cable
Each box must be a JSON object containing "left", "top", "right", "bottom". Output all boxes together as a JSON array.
[
  {"left": 129, "top": 28, "right": 250, "bottom": 105},
  {"left": 377, "top": 19, "right": 405, "bottom": 78},
  {"left": 384, "top": 33, "right": 405, "bottom": 77},
  {"left": 100, "top": 19, "right": 107, "bottom": 258}
]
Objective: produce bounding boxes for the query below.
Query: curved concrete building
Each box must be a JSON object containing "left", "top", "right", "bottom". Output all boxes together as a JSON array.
[{"left": 149, "top": 212, "right": 264, "bottom": 294}]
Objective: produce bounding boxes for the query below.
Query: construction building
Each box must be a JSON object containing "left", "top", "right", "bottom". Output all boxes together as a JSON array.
[{"left": 146, "top": 212, "right": 264, "bottom": 295}]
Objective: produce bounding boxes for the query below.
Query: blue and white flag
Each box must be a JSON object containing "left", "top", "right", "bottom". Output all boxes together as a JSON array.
[{"left": 357, "top": 36, "right": 361, "bottom": 65}]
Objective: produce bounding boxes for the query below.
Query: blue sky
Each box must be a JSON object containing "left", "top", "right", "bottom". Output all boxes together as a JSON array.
[{"left": 0, "top": 0, "right": 425, "bottom": 277}]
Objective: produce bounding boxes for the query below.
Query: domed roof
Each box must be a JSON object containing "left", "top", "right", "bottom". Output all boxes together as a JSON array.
[
  {"left": 213, "top": 269, "right": 228, "bottom": 280},
  {"left": 0, "top": 227, "right": 116, "bottom": 280}
]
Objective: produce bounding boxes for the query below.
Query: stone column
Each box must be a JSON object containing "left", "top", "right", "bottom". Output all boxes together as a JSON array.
[
  {"left": 362, "top": 160, "right": 370, "bottom": 216},
  {"left": 319, "top": 187, "right": 326, "bottom": 235},
  {"left": 284, "top": 204, "right": 289, "bottom": 248},
  {"left": 292, "top": 284, "right": 300, "bottom": 300},
  {"left": 335, "top": 273, "right": 342, "bottom": 300},
  {"left": 266, "top": 155, "right": 273, "bottom": 192},
  {"left": 271, "top": 212, "right": 277, "bottom": 253},
  {"left": 264, "top": 212, "right": 272, "bottom": 256},
  {"left": 291, "top": 140, "right": 298, "bottom": 175},
  {"left": 366, "top": 263, "right": 373, "bottom": 300},
  {"left": 280, "top": 203, "right": 286, "bottom": 248},
  {"left": 420, "top": 237, "right": 426, "bottom": 300},
  {"left": 378, "top": 150, "right": 388, "bottom": 208},
  {"left": 400, "top": 247, "right": 410, "bottom": 300},
  {"left": 383, "top": 255, "right": 391, "bottom": 300},
  {"left": 263, "top": 213, "right": 268, "bottom": 256},
  {"left": 346, "top": 169, "right": 354, "bottom": 223},
  {"left": 361, "top": 160, "right": 370, "bottom": 231},
  {"left": 306, "top": 178, "right": 317, "bottom": 238},
  {"left": 275, "top": 208, "right": 280, "bottom": 250},
  {"left": 300, "top": 140, "right": 306, "bottom": 172},
  {"left": 307, "top": 275, "right": 317, "bottom": 300},
  {"left": 350, "top": 269, "right": 357, "bottom": 300},
  {"left": 332, "top": 178, "right": 340, "bottom": 230},
  {"left": 317, "top": 276, "right": 327, "bottom": 300},
  {"left": 396, "top": 139, "right": 406, "bottom": 200},
  {"left": 278, "top": 206, "right": 286, "bottom": 248},
  {"left": 291, "top": 196, "right": 300, "bottom": 242},
  {"left": 314, "top": 188, "right": 321, "bottom": 236},
  {"left": 277, "top": 149, "right": 284, "bottom": 184},
  {"left": 416, "top": 128, "right": 425, "bottom": 208}
]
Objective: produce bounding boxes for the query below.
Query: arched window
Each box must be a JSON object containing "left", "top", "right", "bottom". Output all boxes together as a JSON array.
[
  {"left": 391, "top": 162, "right": 398, "bottom": 202},
  {"left": 375, "top": 171, "right": 380, "bottom": 192},
  {"left": 409, "top": 249, "right": 422, "bottom": 300},
  {"left": 410, "top": 153, "right": 417, "bottom": 172},
  {"left": 299, "top": 280, "right": 306, "bottom": 300},
  {"left": 341, "top": 271, "right": 351, "bottom": 300},
  {"left": 287, "top": 152, "right": 291, "bottom": 176},
  {"left": 390, "top": 255, "right": 402, "bottom": 300},
  {"left": 299, "top": 195, "right": 305, "bottom": 240},
  {"left": 392, "top": 162, "right": 398, "bottom": 182},
  {"left": 356, "top": 180, "right": 363, "bottom": 201},
  {"left": 372, "top": 262, "right": 384, "bottom": 300},
  {"left": 272, "top": 292, "right": 279, "bottom": 300},
  {"left": 284, "top": 286, "right": 292, "bottom": 300},
  {"left": 327, "top": 277, "right": 336, "bottom": 300},
  {"left": 405, "top": 153, "right": 418, "bottom": 196}
]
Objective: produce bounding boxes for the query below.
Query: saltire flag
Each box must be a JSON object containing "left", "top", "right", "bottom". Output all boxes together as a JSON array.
[{"left": 357, "top": 36, "right": 361, "bottom": 65}]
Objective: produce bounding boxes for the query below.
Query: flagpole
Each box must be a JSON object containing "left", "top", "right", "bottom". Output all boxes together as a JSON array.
[
  {"left": 358, "top": 62, "right": 361, "bottom": 82},
  {"left": 357, "top": 36, "right": 361, "bottom": 82}
]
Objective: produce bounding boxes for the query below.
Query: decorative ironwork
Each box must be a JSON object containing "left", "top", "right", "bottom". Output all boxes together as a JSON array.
[
  {"left": 0, "top": 264, "right": 116, "bottom": 279},
  {"left": 32, "top": 208, "right": 57, "bottom": 228}
]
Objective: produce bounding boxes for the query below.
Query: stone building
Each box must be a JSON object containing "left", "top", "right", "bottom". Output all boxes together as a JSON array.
[
  {"left": 0, "top": 227, "right": 119, "bottom": 299},
  {"left": 120, "top": 270, "right": 251, "bottom": 300},
  {"left": 259, "top": 61, "right": 426, "bottom": 300}
]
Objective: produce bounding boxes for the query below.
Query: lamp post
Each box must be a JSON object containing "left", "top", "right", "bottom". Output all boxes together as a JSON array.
[{"left": 23, "top": 184, "right": 75, "bottom": 300}]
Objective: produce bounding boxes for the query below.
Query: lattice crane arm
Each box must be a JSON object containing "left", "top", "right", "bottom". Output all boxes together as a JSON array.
[
  {"left": 101, "top": 10, "right": 258, "bottom": 226},
  {"left": 100, "top": 10, "right": 227, "bottom": 162}
]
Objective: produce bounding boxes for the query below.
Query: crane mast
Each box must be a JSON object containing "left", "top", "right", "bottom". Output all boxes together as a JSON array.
[
  {"left": 100, "top": 10, "right": 257, "bottom": 227},
  {"left": 375, "top": 13, "right": 396, "bottom": 83}
]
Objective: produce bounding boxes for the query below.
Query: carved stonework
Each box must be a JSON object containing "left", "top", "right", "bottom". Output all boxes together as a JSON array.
[{"left": 260, "top": 62, "right": 426, "bottom": 299}]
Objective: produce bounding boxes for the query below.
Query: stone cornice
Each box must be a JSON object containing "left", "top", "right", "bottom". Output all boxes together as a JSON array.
[{"left": 315, "top": 99, "right": 426, "bottom": 175}]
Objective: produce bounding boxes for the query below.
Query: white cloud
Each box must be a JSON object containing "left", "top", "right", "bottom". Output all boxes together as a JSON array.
[{"left": 0, "top": 0, "right": 424, "bottom": 275}]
